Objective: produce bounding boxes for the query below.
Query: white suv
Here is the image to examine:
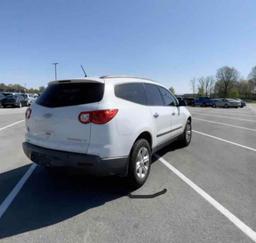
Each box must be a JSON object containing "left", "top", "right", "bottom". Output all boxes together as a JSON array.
[{"left": 23, "top": 76, "right": 192, "bottom": 187}]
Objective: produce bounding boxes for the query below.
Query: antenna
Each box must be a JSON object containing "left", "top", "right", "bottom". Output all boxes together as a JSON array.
[{"left": 80, "top": 65, "right": 87, "bottom": 77}]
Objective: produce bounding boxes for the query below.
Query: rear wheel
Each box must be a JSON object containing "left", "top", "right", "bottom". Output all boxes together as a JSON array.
[
  {"left": 179, "top": 119, "right": 192, "bottom": 147},
  {"left": 128, "top": 139, "right": 151, "bottom": 188}
]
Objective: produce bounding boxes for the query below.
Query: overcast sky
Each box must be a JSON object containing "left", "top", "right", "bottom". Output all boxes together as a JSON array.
[{"left": 0, "top": 0, "right": 255, "bottom": 93}]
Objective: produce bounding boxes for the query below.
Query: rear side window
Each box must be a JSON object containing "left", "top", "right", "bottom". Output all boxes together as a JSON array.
[
  {"left": 115, "top": 83, "right": 147, "bottom": 105},
  {"left": 36, "top": 82, "right": 104, "bottom": 107},
  {"left": 158, "top": 87, "right": 177, "bottom": 106},
  {"left": 144, "top": 84, "right": 164, "bottom": 106}
]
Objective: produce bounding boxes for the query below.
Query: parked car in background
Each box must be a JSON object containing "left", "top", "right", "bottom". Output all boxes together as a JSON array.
[
  {"left": 1, "top": 92, "right": 14, "bottom": 97},
  {"left": 1, "top": 94, "right": 27, "bottom": 108},
  {"left": 183, "top": 97, "right": 195, "bottom": 106},
  {"left": 0, "top": 92, "right": 13, "bottom": 107},
  {"left": 21, "top": 93, "right": 37, "bottom": 106},
  {"left": 211, "top": 98, "right": 240, "bottom": 108},
  {"left": 0, "top": 93, "right": 5, "bottom": 107},
  {"left": 234, "top": 98, "right": 246, "bottom": 108},
  {"left": 194, "top": 97, "right": 212, "bottom": 107}
]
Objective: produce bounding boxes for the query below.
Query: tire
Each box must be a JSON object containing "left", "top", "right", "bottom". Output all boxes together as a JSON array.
[
  {"left": 179, "top": 119, "right": 192, "bottom": 147},
  {"left": 128, "top": 139, "right": 151, "bottom": 189},
  {"left": 224, "top": 104, "right": 228, "bottom": 108},
  {"left": 212, "top": 104, "right": 216, "bottom": 108}
]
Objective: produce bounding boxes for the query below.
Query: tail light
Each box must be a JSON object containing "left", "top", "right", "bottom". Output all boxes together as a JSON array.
[
  {"left": 25, "top": 108, "right": 32, "bottom": 119},
  {"left": 79, "top": 109, "right": 118, "bottom": 124}
]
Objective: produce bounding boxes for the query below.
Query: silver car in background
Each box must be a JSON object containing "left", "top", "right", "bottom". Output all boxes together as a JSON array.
[{"left": 212, "top": 98, "right": 241, "bottom": 108}]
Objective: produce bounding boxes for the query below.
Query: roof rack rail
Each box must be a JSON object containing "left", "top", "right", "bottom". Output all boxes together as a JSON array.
[{"left": 99, "top": 75, "right": 155, "bottom": 82}]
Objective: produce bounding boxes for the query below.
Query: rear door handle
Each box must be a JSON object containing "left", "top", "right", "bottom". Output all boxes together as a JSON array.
[{"left": 153, "top": 113, "right": 159, "bottom": 118}]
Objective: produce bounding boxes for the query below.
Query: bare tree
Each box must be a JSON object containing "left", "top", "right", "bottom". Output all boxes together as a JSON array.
[
  {"left": 238, "top": 80, "right": 251, "bottom": 99},
  {"left": 205, "top": 77, "right": 210, "bottom": 96},
  {"left": 216, "top": 66, "right": 240, "bottom": 97},
  {"left": 205, "top": 76, "right": 215, "bottom": 97},
  {"left": 248, "top": 66, "right": 256, "bottom": 82},
  {"left": 248, "top": 66, "right": 256, "bottom": 93},
  {"left": 190, "top": 78, "right": 196, "bottom": 97},
  {"left": 197, "top": 77, "right": 205, "bottom": 96}
]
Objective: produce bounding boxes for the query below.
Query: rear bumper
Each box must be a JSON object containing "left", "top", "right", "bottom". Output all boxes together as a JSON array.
[{"left": 22, "top": 142, "right": 128, "bottom": 176}]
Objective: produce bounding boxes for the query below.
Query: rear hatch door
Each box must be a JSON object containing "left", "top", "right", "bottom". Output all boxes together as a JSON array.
[{"left": 26, "top": 80, "right": 104, "bottom": 154}]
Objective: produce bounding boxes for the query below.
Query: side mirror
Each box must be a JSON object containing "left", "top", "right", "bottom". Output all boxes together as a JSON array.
[{"left": 178, "top": 100, "right": 186, "bottom": 106}]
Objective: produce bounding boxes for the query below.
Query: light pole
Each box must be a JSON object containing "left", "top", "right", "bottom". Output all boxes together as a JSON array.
[{"left": 52, "top": 62, "right": 58, "bottom": 80}]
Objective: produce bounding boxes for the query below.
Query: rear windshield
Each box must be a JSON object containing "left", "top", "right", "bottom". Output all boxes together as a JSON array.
[{"left": 36, "top": 82, "right": 104, "bottom": 107}]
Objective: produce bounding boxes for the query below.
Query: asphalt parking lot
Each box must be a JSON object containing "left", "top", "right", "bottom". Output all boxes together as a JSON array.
[{"left": 0, "top": 106, "right": 256, "bottom": 243}]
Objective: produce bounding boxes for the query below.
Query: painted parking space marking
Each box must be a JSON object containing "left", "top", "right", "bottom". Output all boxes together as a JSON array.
[
  {"left": 0, "top": 164, "right": 37, "bottom": 219},
  {"left": 192, "top": 110, "right": 256, "bottom": 119},
  {"left": 156, "top": 155, "right": 256, "bottom": 242},
  {"left": 191, "top": 112, "right": 255, "bottom": 123},
  {"left": 193, "top": 130, "right": 256, "bottom": 152},
  {"left": 0, "top": 120, "right": 25, "bottom": 132},
  {"left": 193, "top": 117, "right": 256, "bottom": 132}
]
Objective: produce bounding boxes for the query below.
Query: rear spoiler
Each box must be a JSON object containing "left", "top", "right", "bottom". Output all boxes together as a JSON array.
[{"left": 48, "top": 78, "right": 104, "bottom": 85}]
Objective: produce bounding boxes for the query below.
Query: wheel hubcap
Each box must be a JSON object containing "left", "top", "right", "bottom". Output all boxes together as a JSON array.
[
  {"left": 135, "top": 147, "right": 150, "bottom": 179},
  {"left": 186, "top": 122, "right": 192, "bottom": 142}
]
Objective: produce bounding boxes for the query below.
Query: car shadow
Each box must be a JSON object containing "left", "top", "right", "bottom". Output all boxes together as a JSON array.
[
  {"left": 0, "top": 141, "right": 184, "bottom": 239},
  {"left": 0, "top": 165, "right": 133, "bottom": 239}
]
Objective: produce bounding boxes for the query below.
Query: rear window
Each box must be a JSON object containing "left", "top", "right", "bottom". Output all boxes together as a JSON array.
[{"left": 36, "top": 82, "right": 104, "bottom": 107}]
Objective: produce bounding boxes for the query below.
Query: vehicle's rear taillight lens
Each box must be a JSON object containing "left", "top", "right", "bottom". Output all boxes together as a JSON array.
[
  {"left": 91, "top": 109, "right": 118, "bottom": 124},
  {"left": 78, "top": 109, "right": 118, "bottom": 125},
  {"left": 25, "top": 108, "right": 32, "bottom": 119}
]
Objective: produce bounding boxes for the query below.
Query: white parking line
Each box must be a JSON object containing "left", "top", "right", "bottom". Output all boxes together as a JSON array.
[
  {"left": 193, "top": 130, "right": 256, "bottom": 152},
  {"left": 191, "top": 112, "right": 255, "bottom": 123},
  {"left": 193, "top": 111, "right": 256, "bottom": 119},
  {"left": 193, "top": 117, "right": 256, "bottom": 132},
  {"left": 0, "top": 120, "right": 25, "bottom": 132},
  {"left": 155, "top": 155, "right": 256, "bottom": 242},
  {"left": 0, "top": 164, "right": 37, "bottom": 219},
  {"left": 189, "top": 108, "right": 256, "bottom": 117}
]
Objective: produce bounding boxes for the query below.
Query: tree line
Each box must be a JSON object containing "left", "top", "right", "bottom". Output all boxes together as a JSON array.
[
  {"left": 190, "top": 66, "right": 256, "bottom": 99},
  {"left": 0, "top": 83, "right": 45, "bottom": 94}
]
